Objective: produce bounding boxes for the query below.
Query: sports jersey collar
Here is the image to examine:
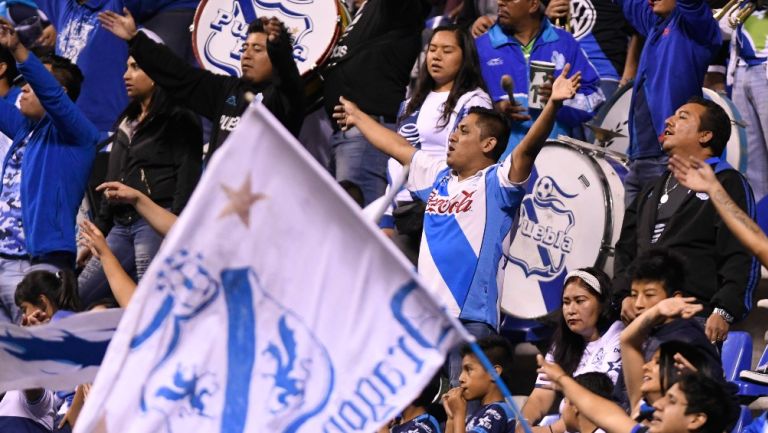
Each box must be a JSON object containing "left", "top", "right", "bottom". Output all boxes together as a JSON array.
[
  {"left": 451, "top": 165, "right": 493, "bottom": 181},
  {"left": 488, "top": 17, "right": 559, "bottom": 49}
]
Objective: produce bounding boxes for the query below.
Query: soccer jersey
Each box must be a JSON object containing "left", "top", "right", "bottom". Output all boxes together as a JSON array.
[
  {"left": 407, "top": 151, "right": 526, "bottom": 329},
  {"left": 465, "top": 402, "right": 516, "bottom": 433},
  {"left": 382, "top": 88, "right": 492, "bottom": 228},
  {"left": 391, "top": 413, "right": 442, "bottom": 433},
  {"left": 536, "top": 321, "right": 624, "bottom": 387}
]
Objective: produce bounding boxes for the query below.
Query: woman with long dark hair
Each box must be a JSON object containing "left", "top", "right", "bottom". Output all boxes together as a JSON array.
[
  {"left": 522, "top": 267, "right": 623, "bottom": 433},
  {"left": 77, "top": 54, "right": 202, "bottom": 308},
  {"left": 343, "top": 24, "right": 491, "bottom": 252}
]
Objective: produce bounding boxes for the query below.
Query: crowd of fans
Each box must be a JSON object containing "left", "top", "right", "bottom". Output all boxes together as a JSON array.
[{"left": 0, "top": 0, "right": 766, "bottom": 432}]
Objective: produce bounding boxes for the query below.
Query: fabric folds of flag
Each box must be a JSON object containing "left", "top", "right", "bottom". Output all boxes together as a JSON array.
[
  {"left": 74, "top": 104, "right": 466, "bottom": 433},
  {"left": 0, "top": 309, "right": 122, "bottom": 393}
]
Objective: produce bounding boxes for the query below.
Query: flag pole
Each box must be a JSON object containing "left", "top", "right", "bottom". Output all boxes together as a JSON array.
[
  {"left": 366, "top": 164, "right": 410, "bottom": 224},
  {"left": 469, "top": 342, "right": 534, "bottom": 433}
]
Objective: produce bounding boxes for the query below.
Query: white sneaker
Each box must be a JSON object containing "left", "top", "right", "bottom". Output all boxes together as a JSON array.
[{"left": 740, "top": 364, "right": 768, "bottom": 385}]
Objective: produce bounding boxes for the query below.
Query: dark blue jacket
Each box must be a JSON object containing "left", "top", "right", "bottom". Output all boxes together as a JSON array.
[
  {"left": 0, "top": 53, "right": 99, "bottom": 257},
  {"left": 476, "top": 18, "right": 604, "bottom": 158},
  {"left": 618, "top": 0, "right": 721, "bottom": 159}
]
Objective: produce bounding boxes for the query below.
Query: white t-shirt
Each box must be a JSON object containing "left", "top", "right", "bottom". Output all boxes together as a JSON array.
[
  {"left": 536, "top": 321, "right": 625, "bottom": 388},
  {"left": 0, "top": 390, "right": 58, "bottom": 432}
]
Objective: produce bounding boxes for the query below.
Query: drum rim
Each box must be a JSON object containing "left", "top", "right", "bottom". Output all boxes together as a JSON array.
[
  {"left": 542, "top": 139, "right": 619, "bottom": 271},
  {"left": 591, "top": 79, "right": 634, "bottom": 125},
  {"left": 191, "top": 0, "right": 346, "bottom": 77}
]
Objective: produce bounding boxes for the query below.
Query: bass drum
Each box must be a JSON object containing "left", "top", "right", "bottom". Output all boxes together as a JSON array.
[
  {"left": 192, "top": 0, "right": 350, "bottom": 109},
  {"left": 593, "top": 85, "right": 748, "bottom": 172},
  {"left": 499, "top": 137, "right": 626, "bottom": 319}
]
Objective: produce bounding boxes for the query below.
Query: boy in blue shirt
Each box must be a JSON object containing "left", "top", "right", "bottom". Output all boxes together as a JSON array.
[
  {"left": 382, "top": 374, "right": 442, "bottom": 433},
  {"left": 442, "top": 336, "right": 516, "bottom": 433}
]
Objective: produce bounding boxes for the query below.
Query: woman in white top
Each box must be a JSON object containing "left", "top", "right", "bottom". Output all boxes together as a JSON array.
[
  {"left": 377, "top": 24, "right": 492, "bottom": 247},
  {"left": 522, "top": 267, "right": 624, "bottom": 433}
]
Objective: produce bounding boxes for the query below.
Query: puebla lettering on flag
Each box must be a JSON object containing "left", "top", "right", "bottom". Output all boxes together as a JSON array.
[{"left": 74, "top": 103, "right": 466, "bottom": 433}]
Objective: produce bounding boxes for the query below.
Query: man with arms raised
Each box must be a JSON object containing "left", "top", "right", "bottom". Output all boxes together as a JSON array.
[{"left": 335, "top": 65, "right": 581, "bottom": 384}]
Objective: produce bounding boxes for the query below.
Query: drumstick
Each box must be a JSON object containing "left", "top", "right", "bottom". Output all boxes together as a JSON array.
[{"left": 501, "top": 75, "right": 519, "bottom": 106}]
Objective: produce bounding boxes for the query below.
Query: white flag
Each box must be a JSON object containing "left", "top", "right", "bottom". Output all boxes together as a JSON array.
[
  {"left": 0, "top": 309, "right": 122, "bottom": 393},
  {"left": 74, "top": 104, "right": 466, "bottom": 433}
]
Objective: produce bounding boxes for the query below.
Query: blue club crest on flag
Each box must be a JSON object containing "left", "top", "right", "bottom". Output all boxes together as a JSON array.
[{"left": 74, "top": 104, "right": 464, "bottom": 433}]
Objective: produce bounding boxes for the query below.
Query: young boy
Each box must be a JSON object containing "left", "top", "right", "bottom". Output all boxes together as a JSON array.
[
  {"left": 381, "top": 374, "right": 442, "bottom": 433},
  {"left": 442, "top": 335, "right": 515, "bottom": 433},
  {"left": 562, "top": 373, "right": 615, "bottom": 433},
  {"left": 629, "top": 249, "right": 686, "bottom": 316}
]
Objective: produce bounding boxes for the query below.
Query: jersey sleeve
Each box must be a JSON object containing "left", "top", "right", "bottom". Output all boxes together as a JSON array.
[
  {"left": 493, "top": 155, "right": 528, "bottom": 210},
  {"left": 406, "top": 151, "right": 447, "bottom": 202}
]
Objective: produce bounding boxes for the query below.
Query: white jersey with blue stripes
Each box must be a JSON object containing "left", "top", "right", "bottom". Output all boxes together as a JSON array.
[{"left": 407, "top": 151, "right": 526, "bottom": 328}]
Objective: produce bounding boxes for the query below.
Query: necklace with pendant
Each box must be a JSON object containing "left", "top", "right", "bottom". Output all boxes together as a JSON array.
[{"left": 659, "top": 174, "right": 678, "bottom": 205}]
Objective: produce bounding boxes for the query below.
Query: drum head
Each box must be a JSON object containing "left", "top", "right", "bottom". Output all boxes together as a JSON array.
[
  {"left": 592, "top": 81, "right": 632, "bottom": 155},
  {"left": 702, "top": 88, "right": 748, "bottom": 173},
  {"left": 500, "top": 141, "right": 624, "bottom": 319},
  {"left": 193, "top": 0, "right": 343, "bottom": 77}
]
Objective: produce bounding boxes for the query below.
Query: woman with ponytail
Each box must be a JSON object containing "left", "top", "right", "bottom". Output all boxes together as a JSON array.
[{"left": 14, "top": 266, "right": 81, "bottom": 325}]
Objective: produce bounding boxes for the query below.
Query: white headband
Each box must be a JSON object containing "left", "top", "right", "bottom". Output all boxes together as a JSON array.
[{"left": 565, "top": 270, "right": 601, "bottom": 294}]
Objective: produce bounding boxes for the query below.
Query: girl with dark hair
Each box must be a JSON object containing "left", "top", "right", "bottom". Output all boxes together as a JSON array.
[
  {"left": 14, "top": 267, "right": 81, "bottom": 325},
  {"left": 77, "top": 54, "right": 202, "bottom": 308},
  {"left": 522, "top": 267, "right": 624, "bottom": 433},
  {"left": 340, "top": 24, "right": 491, "bottom": 251}
]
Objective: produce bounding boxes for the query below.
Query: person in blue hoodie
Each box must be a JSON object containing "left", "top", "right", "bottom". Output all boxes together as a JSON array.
[
  {"left": 0, "top": 16, "right": 99, "bottom": 329},
  {"left": 474, "top": 0, "right": 604, "bottom": 158},
  {"left": 616, "top": 0, "right": 721, "bottom": 206}
]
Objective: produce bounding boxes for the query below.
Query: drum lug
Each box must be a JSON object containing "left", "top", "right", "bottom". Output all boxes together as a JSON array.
[{"left": 600, "top": 244, "right": 615, "bottom": 257}]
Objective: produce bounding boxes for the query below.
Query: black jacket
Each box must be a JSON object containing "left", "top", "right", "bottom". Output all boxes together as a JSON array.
[
  {"left": 613, "top": 159, "right": 759, "bottom": 320},
  {"left": 128, "top": 30, "right": 304, "bottom": 160},
  {"left": 96, "top": 92, "right": 202, "bottom": 234}
]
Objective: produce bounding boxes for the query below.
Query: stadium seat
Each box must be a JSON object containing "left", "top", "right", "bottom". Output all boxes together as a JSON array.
[
  {"left": 500, "top": 316, "right": 554, "bottom": 345},
  {"left": 722, "top": 331, "right": 753, "bottom": 383},
  {"left": 734, "top": 341, "right": 768, "bottom": 398},
  {"left": 730, "top": 405, "right": 753, "bottom": 433}
]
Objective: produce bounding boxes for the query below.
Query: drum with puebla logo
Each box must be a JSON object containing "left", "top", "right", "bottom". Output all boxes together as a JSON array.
[
  {"left": 192, "top": 0, "right": 350, "bottom": 107},
  {"left": 499, "top": 136, "right": 627, "bottom": 319},
  {"left": 593, "top": 84, "right": 748, "bottom": 172}
]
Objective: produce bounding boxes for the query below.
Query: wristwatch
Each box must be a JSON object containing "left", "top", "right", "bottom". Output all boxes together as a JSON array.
[{"left": 713, "top": 307, "right": 735, "bottom": 324}]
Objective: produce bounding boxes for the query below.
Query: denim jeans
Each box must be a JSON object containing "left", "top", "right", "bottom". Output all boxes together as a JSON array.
[
  {"left": 732, "top": 64, "right": 768, "bottom": 201},
  {"left": 624, "top": 155, "right": 669, "bottom": 207},
  {"left": 0, "top": 257, "right": 30, "bottom": 324},
  {"left": 78, "top": 217, "right": 164, "bottom": 308},
  {"left": 330, "top": 123, "right": 394, "bottom": 206}
]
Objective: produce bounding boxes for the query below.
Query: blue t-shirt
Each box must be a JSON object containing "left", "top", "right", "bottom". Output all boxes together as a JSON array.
[
  {"left": 392, "top": 413, "right": 442, "bottom": 433},
  {"left": 465, "top": 402, "right": 515, "bottom": 433}
]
